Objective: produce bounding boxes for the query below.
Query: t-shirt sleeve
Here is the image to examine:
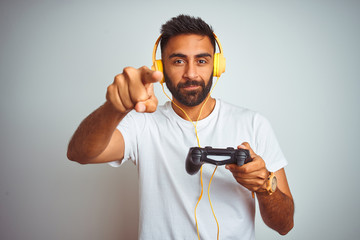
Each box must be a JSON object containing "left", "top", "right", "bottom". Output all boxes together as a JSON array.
[
  {"left": 108, "top": 111, "right": 144, "bottom": 167},
  {"left": 253, "top": 113, "right": 288, "bottom": 172}
]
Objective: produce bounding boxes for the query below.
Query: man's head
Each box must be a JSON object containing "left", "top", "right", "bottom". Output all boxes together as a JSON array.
[
  {"left": 160, "top": 15, "right": 216, "bottom": 54},
  {"left": 160, "top": 15, "right": 215, "bottom": 107}
]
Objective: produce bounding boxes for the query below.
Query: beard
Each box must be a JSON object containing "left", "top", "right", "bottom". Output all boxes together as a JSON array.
[{"left": 164, "top": 70, "right": 213, "bottom": 107}]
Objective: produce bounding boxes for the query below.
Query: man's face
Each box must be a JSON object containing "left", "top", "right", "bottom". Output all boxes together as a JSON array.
[{"left": 162, "top": 34, "right": 214, "bottom": 107}]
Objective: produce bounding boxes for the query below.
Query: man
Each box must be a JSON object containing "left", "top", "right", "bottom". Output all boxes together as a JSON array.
[{"left": 67, "top": 15, "right": 294, "bottom": 239}]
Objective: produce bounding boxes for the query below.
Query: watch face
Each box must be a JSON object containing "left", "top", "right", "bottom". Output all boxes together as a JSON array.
[{"left": 271, "top": 176, "right": 277, "bottom": 192}]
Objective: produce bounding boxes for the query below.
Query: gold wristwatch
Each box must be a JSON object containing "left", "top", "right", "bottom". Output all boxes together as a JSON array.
[
  {"left": 252, "top": 171, "right": 277, "bottom": 197},
  {"left": 265, "top": 172, "right": 277, "bottom": 195}
]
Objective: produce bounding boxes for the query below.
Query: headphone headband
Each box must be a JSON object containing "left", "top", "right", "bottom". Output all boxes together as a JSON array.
[
  {"left": 152, "top": 34, "right": 163, "bottom": 66},
  {"left": 213, "top": 33, "right": 224, "bottom": 55}
]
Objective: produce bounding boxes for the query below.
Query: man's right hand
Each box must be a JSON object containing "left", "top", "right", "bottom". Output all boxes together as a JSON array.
[{"left": 106, "top": 66, "right": 163, "bottom": 113}]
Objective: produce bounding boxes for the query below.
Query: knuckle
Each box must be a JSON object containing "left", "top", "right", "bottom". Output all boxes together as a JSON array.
[
  {"left": 107, "top": 84, "right": 115, "bottom": 92},
  {"left": 106, "top": 85, "right": 116, "bottom": 99},
  {"left": 259, "top": 158, "right": 265, "bottom": 166},
  {"left": 139, "top": 65, "right": 148, "bottom": 71},
  {"left": 114, "top": 74, "right": 124, "bottom": 86},
  {"left": 242, "top": 166, "right": 250, "bottom": 174},
  {"left": 123, "top": 66, "right": 136, "bottom": 78},
  {"left": 260, "top": 162, "right": 266, "bottom": 169},
  {"left": 114, "top": 73, "right": 122, "bottom": 82},
  {"left": 107, "top": 85, "right": 112, "bottom": 94}
]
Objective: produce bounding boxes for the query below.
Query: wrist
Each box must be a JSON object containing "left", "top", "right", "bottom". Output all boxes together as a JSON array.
[
  {"left": 103, "top": 101, "right": 128, "bottom": 121},
  {"left": 256, "top": 171, "right": 277, "bottom": 196}
]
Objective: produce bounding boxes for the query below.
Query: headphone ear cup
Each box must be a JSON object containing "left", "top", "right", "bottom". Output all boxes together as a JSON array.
[
  {"left": 154, "top": 59, "right": 163, "bottom": 72},
  {"left": 152, "top": 59, "right": 165, "bottom": 84},
  {"left": 213, "top": 53, "right": 226, "bottom": 77}
]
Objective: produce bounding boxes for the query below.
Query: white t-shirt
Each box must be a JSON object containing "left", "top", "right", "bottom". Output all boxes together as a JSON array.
[{"left": 110, "top": 99, "right": 287, "bottom": 240}]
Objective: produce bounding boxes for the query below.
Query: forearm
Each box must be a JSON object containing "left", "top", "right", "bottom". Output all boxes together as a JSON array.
[
  {"left": 67, "top": 101, "right": 126, "bottom": 163},
  {"left": 256, "top": 188, "right": 294, "bottom": 235}
]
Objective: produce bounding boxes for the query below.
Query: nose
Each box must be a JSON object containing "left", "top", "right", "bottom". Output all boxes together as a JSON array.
[{"left": 183, "top": 62, "right": 199, "bottom": 80}]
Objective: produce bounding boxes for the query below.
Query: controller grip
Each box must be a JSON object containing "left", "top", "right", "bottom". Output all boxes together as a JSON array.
[
  {"left": 235, "top": 150, "right": 252, "bottom": 166},
  {"left": 185, "top": 148, "right": 202, "bottom": 175}
]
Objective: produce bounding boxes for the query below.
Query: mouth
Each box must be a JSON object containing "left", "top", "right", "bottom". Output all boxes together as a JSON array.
[
  {"left": 182, "top": 85, "right": 201, "bottom": 91},
  {"left": 178, "top": 80, "right": 204, "bottom": 91}
]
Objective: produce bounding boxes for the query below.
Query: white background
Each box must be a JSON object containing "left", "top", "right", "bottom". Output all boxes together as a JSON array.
[{"left": 1, "top": 0, "right": 359, "bottom": 239}]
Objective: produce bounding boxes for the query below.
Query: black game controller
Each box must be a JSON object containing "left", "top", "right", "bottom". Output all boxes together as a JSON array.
[{"left": 185, "top": 147, "right": 252, "bottom": 175}]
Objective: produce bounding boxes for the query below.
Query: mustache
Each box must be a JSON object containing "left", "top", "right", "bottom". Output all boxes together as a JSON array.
[{"left": 178, "top": 80, "right": 205, "bottom": 88}]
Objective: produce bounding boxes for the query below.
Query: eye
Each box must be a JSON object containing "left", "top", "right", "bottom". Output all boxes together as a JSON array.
[
  {"left": 197, "top": 59, "right": 208, "bottom": 64},
  {"left": 174, "top": 59, "right": 185, "bottom": 65}
]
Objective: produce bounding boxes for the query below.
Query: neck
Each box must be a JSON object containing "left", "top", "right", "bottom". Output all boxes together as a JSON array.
[{"left": 171, "top": 96, "right": 216, "bottom": 122}]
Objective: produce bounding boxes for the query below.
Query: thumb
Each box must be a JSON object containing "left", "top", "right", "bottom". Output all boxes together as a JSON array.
[
  {"left": 144, "top": 82, "right": 158, "bottom": 112},
  {"left": 238, "top": 142, "right": 257, "bottom": 158},
  {"left": 143, "top": 94, "right": 158, "bottom": 113},
  {"left": 134, "top": 80, "right": 159, "bottom": 113},
  {"left": 134, "top": 94, "right": 158, "bottom": 113}
]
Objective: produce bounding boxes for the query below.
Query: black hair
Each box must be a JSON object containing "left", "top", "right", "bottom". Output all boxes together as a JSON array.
[{"left": 160, "top": 14, "right": 216, "bottom": 54}]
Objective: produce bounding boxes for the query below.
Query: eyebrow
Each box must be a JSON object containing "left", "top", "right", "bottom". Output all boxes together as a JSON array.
[{"left": 168, "top": 53, "right": 212, "bottom": 59}]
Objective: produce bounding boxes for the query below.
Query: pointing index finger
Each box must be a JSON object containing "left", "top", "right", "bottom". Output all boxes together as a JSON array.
[{"left": 140, "top": 66, "right": 163, "bottom": 84}]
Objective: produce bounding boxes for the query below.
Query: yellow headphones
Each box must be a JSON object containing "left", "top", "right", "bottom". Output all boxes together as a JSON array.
[{"left": 151, "top": 33, "right": 226, "bottom": 84}]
